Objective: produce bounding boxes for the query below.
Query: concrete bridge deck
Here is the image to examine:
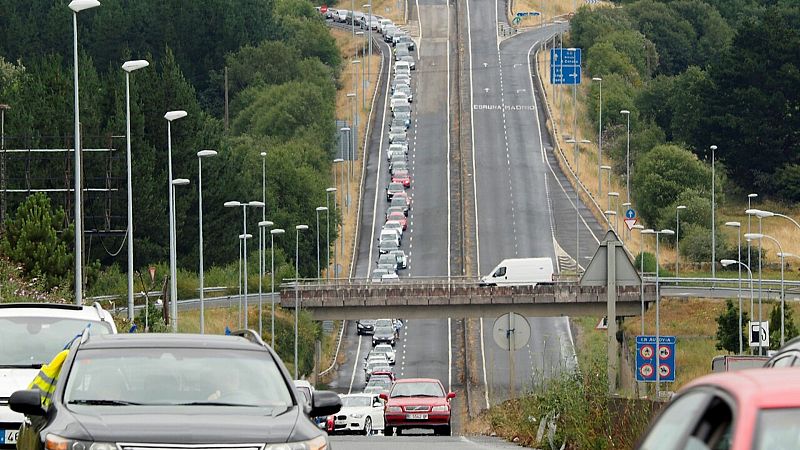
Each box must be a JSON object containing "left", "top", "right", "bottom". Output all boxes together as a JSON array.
[{"left": 280, "top": 279, "right": 656, "bottom": 319}]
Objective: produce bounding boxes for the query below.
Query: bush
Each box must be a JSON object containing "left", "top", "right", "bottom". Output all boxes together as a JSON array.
[
  {"left": 1, "top": 192, "right": 74, "bottom": 290},
  {"left": 716, "top": 299, "right": 748, "bottom": 353},
  {"left": 680, "top": 223, "right": 733, "bottom": 263},
  {"left": 769, "top": 302, "right": 798, "bottom": 350}
]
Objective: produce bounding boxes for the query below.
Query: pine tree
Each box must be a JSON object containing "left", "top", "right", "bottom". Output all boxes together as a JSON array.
[{"left": 716, "top": 299, "right": 748, "bottom": 353}]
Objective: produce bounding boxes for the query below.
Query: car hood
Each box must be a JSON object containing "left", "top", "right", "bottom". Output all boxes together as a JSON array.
[{"left": 66, "top": 406, "right": 301, "bottom": 443}]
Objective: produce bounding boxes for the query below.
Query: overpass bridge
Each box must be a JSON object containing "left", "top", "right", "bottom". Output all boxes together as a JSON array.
[{"left": 279, "top": 278, "right": 657, "bottom": 320}]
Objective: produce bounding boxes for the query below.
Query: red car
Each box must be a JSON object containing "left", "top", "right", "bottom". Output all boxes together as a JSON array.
[
  {"left": 392, "top": 170, "right": 411, "bottom": 188},
  {"left": 380, "top": 378, "right": 455, "bottom": 436},
  {"left": 387, "top": 211, "right": 407, "bottom": 230},
  {"left": 636, "top": 368, "right": 800, "bottom": 449}
]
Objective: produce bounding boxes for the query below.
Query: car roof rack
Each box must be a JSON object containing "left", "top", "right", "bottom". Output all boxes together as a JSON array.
[{"left": 230, "top": 329, "right": 269, "bottom": 348}]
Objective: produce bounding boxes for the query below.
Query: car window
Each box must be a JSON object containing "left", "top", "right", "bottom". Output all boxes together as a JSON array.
[
  {"left": 689, "top": 396, "right": 734, "bottom": 450},
  {"left": 494, "top": 267, "right": 506, "bottom": 277},
  {"left": 767, "top": 354, "right": 797, "bottom": 368},
  {"left": 753, "top": 407, "right": 800, "bottom": 449},
  {"left": 639, "top": 391, "right": 711, "bottom": 450},
  {"left": 64, "top": 347, "right": 293, "bottom": 409},
  {"left": 341, "top": 396, "right": 371, "bottom": 407},
  {"left": 391, "top": 381, "right": 444, "bottom": 398},
  {"left": 0, "top": 317, "right": 113, "bottom": 367}
]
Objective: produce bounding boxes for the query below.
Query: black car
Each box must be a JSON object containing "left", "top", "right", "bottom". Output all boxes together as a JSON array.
[
  {"left": 357, "top": 319, "right": 377, "bottom": 335},
  {"left": 372, "top": 326, "right": 396, "bottom": 346},
  {"left": 9, "top": 330, "right": 341, "bottom": 450}
]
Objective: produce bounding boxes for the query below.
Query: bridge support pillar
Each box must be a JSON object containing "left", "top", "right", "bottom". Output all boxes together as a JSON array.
[{"left": 607, "top": 238, "right": 619, "bottom": 395}]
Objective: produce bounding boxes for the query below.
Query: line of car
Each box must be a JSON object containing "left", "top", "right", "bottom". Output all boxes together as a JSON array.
[
  {"left": 325, "top": 319, "right": 455, "bottom": 437},
  {"left": 375, "top": 32, "right": 417, "bottom": 282}
]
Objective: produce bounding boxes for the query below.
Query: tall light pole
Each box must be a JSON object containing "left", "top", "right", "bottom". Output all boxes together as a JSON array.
[
  {"left": 270, "top": 228, "right": 285, "bottom": 348},
  {"left": 315, "top": 207, "right": 328, "bottom": 278},
  {"left": 0, "top": 103, "right": 9, "bottom": 227},
  {"left": 632, "top": 224, "right": 645, "bottom": 336},
  {"left": 196, "top": 149, "right": 217, "bottom": 334},
  {"left": 601, "top": 165, "right": 612, "bottom": 208},
  {"left": 333, "top": 159, "right": 344, "bottom": 279},
  {"left": 225, "top": 200, "right": 264, "bottom": 328},
  {"left": 294, "top": 224, "right": 309, "bottom": 379},
  {"left": 363, "top": 3, "right": 373, "bottom": 86},
  {"left": 356, "top": 31, "right": 367, "bottom": 109},
  {"left": 122, "top": 59, "right": 149, "bottom": 320},
  {"left": 69, "top": 0, "right": 101, "bottom": 305},
  {"left": 747, "top": 193, "right": 758, "bottom": 269},
  {"left": 721, "top": 259, "right": 754, "bottom": 356},
  {"left": 237, "top": 233, "right": 252, "bottom": 328},
  {"left": 746, "top": 232, "right": 786, "bottom": 348},
  {"left": 257, "top": 220, "right": 273, "bottom": 337},
  {"left": 710, "top": 144, "right": 717, "bottom": 279},
  {"left": 164, "top": 110, "right": 187, "bottom": 329},
  {"left": 620, "top": 110, "right": 631, "bottom": 205},
  {"left": 641, "top": 228, "right": 674, "bottom": 398},
  {"left": 341, "top": 126, "right": 352, "bottom": 213},
  {"left": 746, "top": 208, "right": 764, "bottom": 343},
  {"left": 608, "top": 191, "right": 620, "bottom": 232},
  {"left": 169, "top": 178, "right": 190, "bottom": 329},
  {"left": 676, "top": 205, "right": 686, "bottom": 278},
  {"left": 592, "top": 77, "right": 603, "bottom": 198},
  {"left": 725, "top": 221, "right": 742, "bottom": 353},
  {"left": 325, "top": 188, "right": 337, "bottom": 280}
]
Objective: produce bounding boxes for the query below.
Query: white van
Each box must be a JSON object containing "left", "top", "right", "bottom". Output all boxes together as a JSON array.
[
  {"left": 336, "top": 9, "right": 350, "bottom": 22},
  {"left": 378, "top": 19, "right": 393, "bottom": 33},
  {"left": 479, "top": 257, "right": 555, "bottom": 286},
  {"left": 394, "top": 61, "right": 411, "bottom": 75}
]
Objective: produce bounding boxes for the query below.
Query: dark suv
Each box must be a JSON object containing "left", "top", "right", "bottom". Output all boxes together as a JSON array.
[{"left": 9, "top": 330, "right": 340, "bottom": 450}]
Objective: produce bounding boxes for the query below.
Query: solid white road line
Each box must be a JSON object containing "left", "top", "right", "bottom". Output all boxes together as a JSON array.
[{"left": 348, "top": 334, "right": 363, "bottom": 395}]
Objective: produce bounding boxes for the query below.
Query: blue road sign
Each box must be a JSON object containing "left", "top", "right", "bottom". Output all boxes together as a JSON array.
[
  {"left": 625, "top": 208, "right": 636, "bottom": 219},
  {"left": 551, "top": 65, "right": 581, "bottom": 85},
  {"left": 636, "top": 336, "right": 676, "bottom": 382},
  {"left": 515, "top": 11, "right": 540, "bottom": 17},
  {"left": 551, "top": 48, "right": 581, "bottom": 66}
]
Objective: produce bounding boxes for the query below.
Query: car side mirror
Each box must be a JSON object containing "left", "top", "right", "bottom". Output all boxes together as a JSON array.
[
  {"left": 446, "top": 392, "right": 456, "bottom": 400},
  {"left": 9, "top": 390, "right": 45, "bottom": 416},
  {"left": 310, "top": 390, "right": 341, "bottom": 417},
  {"left": 379, "top": 392, "right": 389, "bottom": 401}
]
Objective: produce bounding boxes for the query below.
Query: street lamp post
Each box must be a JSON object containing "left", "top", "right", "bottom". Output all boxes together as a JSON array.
[
  {"left": 600, "top": 165, "right": 612, "bottom": 208},
  {"left": 709, "top": 144, "right": 718, "bottom": 279},
  {"left": 122, "top": 59, "right": 149, "bottom": 320},
  {"left": 604, "top": 210, "right": 617, "bottom": 235},
  {"left": 363, "top": 3, "right": 373, "bottom": 86},
  {"left": 164, "top": 111, "right": 188, "bottom": 329},
  {"left": 608, "top": 192, "right": 620, "bottom": 232},
  {"left": 294, "top": 224, "right": 309, "bottom": 379},
  {"left": 676, "top": 205, "right": 686, "bottom": 277},
  {"left": 641, "top": 228, "right": 675, "bottom": 398},
  {"left": 270, "top": 228, "right": 285, "bottom": 348},
  {"left": 620, "top": 110, "right": 631, "bottom": 205},
  {"left": 196, "top": 150, "right": 217, "bottom": 334},
  {"left": 325, "top": 188, "right": 337, "bottom": 280},
  {"left": 721, "top": 259, "right": 754, "bottom": 355},
  {"left": 592, "top": 77, "right": 603, "bottom": 198},
  {"left": 725, "top": 221, "right": 742, "bottom": 353},
  {"left": 225, "top": 200, "right": 264, "bottom": 328},
  {"left": 169, "top": 178, "right": 190, "bottom": 329},
  {"left": 69, "top": 0, "right": 101, "bottom": 305},
  {"left": 747, "top": 193, "right": 758, "bottom": 269},
  {"left": 745, "top": 232, "right": 786, "bottom": 348},
  {"left": 632, "top": 224, "right": 645, "bottom": 336},
  {"left": 257, "top": 220, "right": 273, "bottom": 336},
  {"left": 0, "top": 103, "right": 9, "bottom": 227},
  {"left": 315, "top": 207, "right": 328, "bottom": 278},
  {"left": 341, "top": 126, "right": 352, "bottom": 213},
  {"left": 333, "top": 159, "right": 344, "bottom": 279},
  {"left": 746, "top": 209, "right": 765, "bottom": 345}
]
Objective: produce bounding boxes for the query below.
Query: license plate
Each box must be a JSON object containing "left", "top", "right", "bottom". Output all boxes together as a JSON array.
[
  {"left": 2, "top": 429, "right": 19, "bottom": 445},
  {"left": 406, "top": 413, "right": 428, "bottom": 420}
]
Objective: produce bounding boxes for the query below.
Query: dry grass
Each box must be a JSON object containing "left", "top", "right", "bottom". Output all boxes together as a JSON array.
[
  {"left": 329, "top": 28, "right": 382, "bottom": 278},
  {"left": 370, "top": 0, "right": 407, "bottom": 25}
]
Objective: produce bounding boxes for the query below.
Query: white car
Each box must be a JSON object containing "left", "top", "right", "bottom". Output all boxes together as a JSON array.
[
  {"left": 390, "top": 93, "right": 410, "bottom": 111},
  {"left": 333, "top": 393, "right": 385, "bottom": 435},
  {"left": 0, "top": 302, "right": 117, "bottom": 445},
  {"left": 373, "top": 343, "right": 396, "bottom": 364}
]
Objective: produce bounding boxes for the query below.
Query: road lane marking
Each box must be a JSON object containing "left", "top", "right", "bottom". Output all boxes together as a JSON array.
[{"left": 348, "top": 334, "right": 363, "bottom": 394}]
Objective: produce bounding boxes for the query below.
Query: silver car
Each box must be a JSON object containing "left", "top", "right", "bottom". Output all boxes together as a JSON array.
[
  {"left": 390, "top": 249, "right": 408, "bottom": 269},
  {"left": 395, "top": 84, "right": 413, "bottom": 102},
  {"left": 388, "top": 127, "right": 406, "bottom": 144}
]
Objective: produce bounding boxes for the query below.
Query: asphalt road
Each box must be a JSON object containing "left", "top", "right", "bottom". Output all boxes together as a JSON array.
[{"left": 330, "top": 435, "right": 526, "bottom": 448}]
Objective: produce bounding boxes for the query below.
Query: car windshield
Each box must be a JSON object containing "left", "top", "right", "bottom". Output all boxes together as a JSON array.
[
  {"left": 391, "top": 381, "right": 444, "bottom": 398},
  {"left": 379, "top": 255, "right": 396, "bottom": 264},
  {"left": 375, "top": 326, "right": 394, "bottom": 335},
  {"left": 341, "top": 396, "right": 372, "bottom": 407},
  {"left": 368, "top": 378, "right": 391, "bottom": 388},
  {"left": 64, "top": 347, "right": 293, "bottom": 409},
  {"left": 755, "top": 408, "right": 800, "bottom": 449},
  {"left": 0, "top": 317, "right": 113, "bottom": 367},
  {"left": 389, "top": 182, "right": 404, "bottom": 190},
  {"left": 395, "top": 105, "right": 411, "bottom": 113}
]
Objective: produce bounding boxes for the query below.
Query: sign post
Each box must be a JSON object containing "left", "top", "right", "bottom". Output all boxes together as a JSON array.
[{"left": 749, "top": 321, "right": 769, "bottom": 350}]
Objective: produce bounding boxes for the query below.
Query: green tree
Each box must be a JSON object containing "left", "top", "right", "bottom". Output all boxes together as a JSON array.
[
  {"left": 0, "top": 192, "right": 73, "bottom": 290},
  {"left": 769, "top": 302, "right": 799, "bottom": 351},
  {"left": 586, "top": 42, "right": 642, "bottom": 86},
  {"left": 596, "top": 29, "right": 659, "bottom": 80},
  {"left": 716, "top": 299, "right": 748, "bottom": 353},
  {"left": 631, "top": 144, "right": 712, "bottom": 225},
  {"left": 625, "top": 0, "right": 697, "bottom": 75}
]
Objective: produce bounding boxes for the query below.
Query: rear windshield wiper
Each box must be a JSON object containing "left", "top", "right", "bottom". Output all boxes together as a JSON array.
[
  {"left": 0, "top": 364, "right": 43, "bottom": 369},
  {"left": 173, "top": 401, "right": 258, "bottom": 407},
  {"left": 69, "top": 399, "right": 142, "bottom": 406}
]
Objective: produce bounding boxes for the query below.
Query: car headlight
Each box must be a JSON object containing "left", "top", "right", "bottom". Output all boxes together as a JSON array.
[
  {"left": 264, "top": 436, "right": 328, "bottom": 450},
  {"left": 45, "top": 435, "right": 116, "bottom": 450},
  {"left": 386, "top": 406, "right": 402, "bottom": 413},
  {"left": 432, "top": 405, "right": 449, "bottom": 412},
  {"left": 350, "top": 413, "right": 364, "bottom": 418}
]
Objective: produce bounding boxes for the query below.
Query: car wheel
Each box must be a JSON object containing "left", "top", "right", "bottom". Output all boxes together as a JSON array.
[
  {"left": 363, "top": 416, "right": 373, "bottom": 436},
  {"left": 384, "top": 426, "right": 394, "bottom": 436}
]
